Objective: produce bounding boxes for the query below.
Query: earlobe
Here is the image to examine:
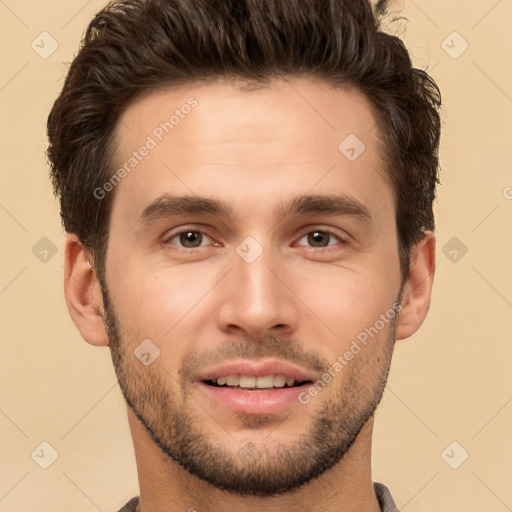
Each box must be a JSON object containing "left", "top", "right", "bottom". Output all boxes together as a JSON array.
[
  {"left": 64, "top": 234, "right": 109, "bottom": 347},
  {"left": 395, "top": 231, "right": 436, "bottom": 340}
]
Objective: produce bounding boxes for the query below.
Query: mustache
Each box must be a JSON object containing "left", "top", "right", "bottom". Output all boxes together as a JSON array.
[{"left": 180, "top": 335, "right": 329, "bottom": 382}]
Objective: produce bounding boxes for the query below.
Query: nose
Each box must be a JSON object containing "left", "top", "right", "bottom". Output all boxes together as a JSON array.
[{"left": 216, "top": 245, "right": 299, "bottom": 339}]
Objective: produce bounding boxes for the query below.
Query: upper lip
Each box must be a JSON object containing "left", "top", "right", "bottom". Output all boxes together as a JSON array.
[{"left": 196, "top": 359, "right": 316, "bottom": 383}]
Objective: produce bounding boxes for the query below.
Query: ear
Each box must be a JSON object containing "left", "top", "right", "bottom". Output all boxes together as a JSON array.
[
  {"left": 64, "top": 234, "right": 109, "bottom": 347},
  {"left": 395, "top": 231, "right": 436, "bottom": 340}
]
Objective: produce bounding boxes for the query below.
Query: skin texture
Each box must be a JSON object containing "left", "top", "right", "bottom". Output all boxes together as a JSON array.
[{"left": 64, "top": 78, "right": 435, "bottom": 512}]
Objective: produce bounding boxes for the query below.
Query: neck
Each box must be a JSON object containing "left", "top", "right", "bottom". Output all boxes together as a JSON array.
[{"left": 127, "top": 409, "right": 382, "bottom": 512}]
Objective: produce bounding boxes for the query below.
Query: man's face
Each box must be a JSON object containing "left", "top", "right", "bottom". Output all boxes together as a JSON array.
[{"left": 102, "top": 79, "right": 403, "bottom": 495}]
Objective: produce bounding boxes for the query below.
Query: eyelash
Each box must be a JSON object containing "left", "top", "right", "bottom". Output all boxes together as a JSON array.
[
  {"left": 295, "top": 229, "right": 349, "bottom": 249},
  {"left": 163, "top": 227, "right": 348, "bottom": 250}
]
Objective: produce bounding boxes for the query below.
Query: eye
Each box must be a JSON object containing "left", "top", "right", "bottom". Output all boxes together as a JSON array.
[
  {"left": 165, "top": 230, "right": 214, "bottom": 249},
  {"left": 296, "top": 230, "right": 346, "bottom": 248}
]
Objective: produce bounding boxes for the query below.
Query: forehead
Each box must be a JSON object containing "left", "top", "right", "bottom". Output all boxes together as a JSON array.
[
  {"left": 115, "top": 78, "right": 381, "bottom": 153},
  {"left": 109, "top": 78, "right": 392, "bottom": 222}
]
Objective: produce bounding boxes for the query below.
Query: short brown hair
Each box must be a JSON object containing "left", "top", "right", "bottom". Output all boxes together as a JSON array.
[{"left": 47, "top": 0, "right": 441, "bottom": 284}]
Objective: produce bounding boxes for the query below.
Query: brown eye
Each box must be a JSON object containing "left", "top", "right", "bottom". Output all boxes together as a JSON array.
[
  {"left": 167, "top": 230, "right": 211, "bottom": 248},
  {"left": 308, "top": 231, "right": 330, "bottom": 247},
  {"left": 297, "top": 230, "right": 343, "bottom": 248}
]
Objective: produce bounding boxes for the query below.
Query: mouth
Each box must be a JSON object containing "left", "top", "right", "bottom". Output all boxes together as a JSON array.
[
  {"left": 196, "top": 360, "right": 316, "bottom": 415},
  {"left": 203, "top": 374, "right": 312, "bottom": 390}
]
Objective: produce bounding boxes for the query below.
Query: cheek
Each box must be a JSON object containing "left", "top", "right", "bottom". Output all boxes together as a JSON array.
[
  {"left": 290, "top": 258, "right": 400, "bottom": 345},
  {"left": 106, "top": 261, "right": 220, "bottom": 344}
]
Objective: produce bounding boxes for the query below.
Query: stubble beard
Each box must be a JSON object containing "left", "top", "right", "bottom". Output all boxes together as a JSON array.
[{"left": 101, "top": 287, "right": 397, "bottom": 496}]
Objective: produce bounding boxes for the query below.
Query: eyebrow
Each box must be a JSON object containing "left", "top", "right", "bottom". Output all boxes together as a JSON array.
[{"left": 138, "top": 193, "right": 373, "bottom": 224}]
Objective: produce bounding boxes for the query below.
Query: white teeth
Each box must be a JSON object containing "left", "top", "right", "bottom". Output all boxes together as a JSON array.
[
  {"left": 273, "top": 375, "right": 286, "bottom": 387},
  {"left": 225, "top": 375, "right": 239, "bottom": 386},
  {"left": 256, "top": 375, "right": 274, "bottom": 388},
  {"left": 211, "top": 374, "right": 300, "bottom": 389},
  {"left": 239, "top": 375, "right": 256, "bottom": 388}
]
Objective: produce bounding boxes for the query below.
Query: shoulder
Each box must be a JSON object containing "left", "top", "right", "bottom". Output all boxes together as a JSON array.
[
  {"left": 374, "top": 482, "right": 399, "bottom": 512},
  {"left": 117, "top": 496, "right": 140, "bottom": 512}
]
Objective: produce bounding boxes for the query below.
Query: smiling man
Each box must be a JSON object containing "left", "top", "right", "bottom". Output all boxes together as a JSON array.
[{"left": 47, "top": 1, "right": 441, "bottom": 511}]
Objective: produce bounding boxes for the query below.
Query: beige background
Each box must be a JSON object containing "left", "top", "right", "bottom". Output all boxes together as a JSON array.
[{"left": 1, "top": 1, "right": 511, "bottom": 510}]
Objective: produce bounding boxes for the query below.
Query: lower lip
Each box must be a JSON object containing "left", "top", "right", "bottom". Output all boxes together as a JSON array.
[{"left": 198, "top": 382, "right": 309, "bottom": 415}]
